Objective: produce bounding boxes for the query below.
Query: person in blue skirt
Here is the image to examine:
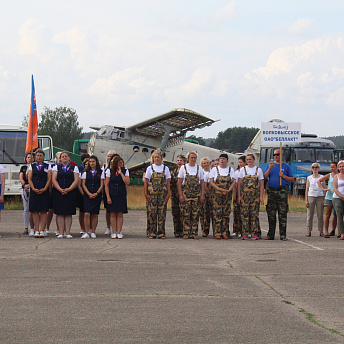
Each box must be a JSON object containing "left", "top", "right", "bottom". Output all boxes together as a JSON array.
[
  {"left": 52, "top": 151, "right": 79, "bottom": 239},
  {"left": 105, "top": 156, "right": 130, "bottom": 239},
  {"left": 27, "top": 149, "right": 52, "bottom": 238},
  {"left": 81, "top": 155, "right": 105, "bottom": 238}
]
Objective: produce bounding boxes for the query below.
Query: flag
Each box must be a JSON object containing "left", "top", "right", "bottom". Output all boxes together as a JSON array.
[{"left": 25, "top": 75, "right": 39, "bottom": 153}]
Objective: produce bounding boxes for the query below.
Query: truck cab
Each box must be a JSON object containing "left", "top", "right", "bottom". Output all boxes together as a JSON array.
[{"left": 259, "top": 134, "right": 335, "bottom": 196}]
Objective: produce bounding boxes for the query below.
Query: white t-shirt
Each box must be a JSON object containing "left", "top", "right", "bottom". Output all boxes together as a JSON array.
[
  {"left": 52, "top": 164, "right": 79, "bottom": 174},
  {"left": 28, "top": 163, "right": 52, "bottom": 173},
  {"left": 203, "top": 170, "right": 211, "bottom": 183},
  {"left": 234, "top": 169, "right": 241, "bottom": 182},
  {"left": 145, "top": 164, "right": 171, "bottom": 181},
  {"left": 0, "top": 165, "right": 4, "bottom": 185},
  {"left": 81, "top": 170, "right": 106, "bottom": 179},
  {"left": 105, "top": 168, "right": 129, "bottom": 178},
  {"left": 178, "top": 164, "right": 204, "bottom": 184},
  {"left": 238, "top": 166, "right": 264, "bottom": 180},
  {"left": 209, "top": 166, "right": 235, "bottom": 183},
  {"left": 307, "top": 175, "right": 324, "bottom": 197}
]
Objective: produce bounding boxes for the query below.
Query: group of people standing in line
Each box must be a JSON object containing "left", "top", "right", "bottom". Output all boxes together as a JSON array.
[
  {"left": 2, "top": 146, "right": 344, "bottom": 241},
  {"left": 18, "top": 149, "right": 129, "bottom": 239},
  {"left": 305, "top": 160, "right": 344, "bottom": 240},
  {"left": 145, "top": 148, "right": 294, "bottom": 241}
]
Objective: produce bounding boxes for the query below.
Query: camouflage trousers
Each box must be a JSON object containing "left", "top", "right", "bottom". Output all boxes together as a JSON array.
[
  {"left": 171, "top": 195, "right": 183, "bottom": 236},
  {"left": 241, "top": 194, "right": 260, "bottom": 237},
  {"left": 200, "top": 194, "right": 211, "bottom": 236},
  {"left": 266, "top": 188, "right": 288, "bottom": 239},
  {"left": 233, "top": 201, "right": 242, "bottom": 235},
  {"left": 212, "top": 192, "right": 231, "bottom": 237},
  {"left": 146, "top": 193, "right": 167, "bottom": 238},
  {"left": 180, "top": 197, "right": 200, "bottom": 236}
]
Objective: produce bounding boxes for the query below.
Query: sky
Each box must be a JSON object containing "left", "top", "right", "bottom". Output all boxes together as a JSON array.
[{"left": 1, "top": 0, "right": 344, "bottom": 139}]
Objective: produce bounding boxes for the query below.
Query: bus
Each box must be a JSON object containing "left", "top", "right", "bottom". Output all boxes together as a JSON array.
[{"left": 0, "top": 125, "right": 53, "bottom": 195}]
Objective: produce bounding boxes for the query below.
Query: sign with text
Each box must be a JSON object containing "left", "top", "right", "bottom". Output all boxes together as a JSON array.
[{"left": 261, "top": 122, "right": 301, "bottom": 143}]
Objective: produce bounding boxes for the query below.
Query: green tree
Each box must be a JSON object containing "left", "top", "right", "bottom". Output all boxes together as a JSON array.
[
  {"left": 38, "top": 106, "right": 83, "bottom": 151},
  {"left": 211, "top": 126, "right": 259, "bottom": 153}
]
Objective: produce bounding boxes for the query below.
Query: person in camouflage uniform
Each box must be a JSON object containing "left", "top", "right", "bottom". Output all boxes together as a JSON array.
[
  {"left": 263, "top": 149, "right": 294, "bottom": 240},
  {"left": 209, "top": 154, "right": 236, "bottom": 239},
  {"left": 200, "top": 157, "right": 212, "bottom": 237},
  {"left": 170, "top": 155, "right": 186, "bottom": 237},
  {"left": 232, "top": 156, "right": 246, "bottom": 237},
  {"left": 238, "top": 154, "right": 264, "bottom": 240},
  {"left": 144, "top": 149, "right": 171, "bottom": 239},
  {"left": 178, "top": 152, "right": 205, "bottom": 239}
]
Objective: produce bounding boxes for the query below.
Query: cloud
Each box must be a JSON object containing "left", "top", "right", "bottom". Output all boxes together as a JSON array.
[
  {"left": 243, "top": 37, "right": 344, "bottom": 104},
  {"left": 164, "top": 68, "right": 213, "bottom": 104},
  {"left": 284, "top": 18, "right": 316, "bottom": 36},
  {"left": 213, "top": 2, "right": 236, "bottom": 23}
]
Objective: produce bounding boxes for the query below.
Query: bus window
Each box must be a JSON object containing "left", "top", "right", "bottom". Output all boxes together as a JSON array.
[
  {"left": 38, "top": 137, "right": 53, "bottom": 161},
  {"left": 0, "top": 131, "right": 26, "bottom": 164},
  {"left": 293, "top": 148, "right": 315, "bottom": 163},
  {"left": 260, "top": 148, "right": 266, "bottom": 164},
  {"left": 316, "top": 149, "right": 332, "bottom": 163}
]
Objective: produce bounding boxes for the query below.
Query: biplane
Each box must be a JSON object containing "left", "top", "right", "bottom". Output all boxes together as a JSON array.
[{"left": 87, "top": 108, "right": 239, "bottom": 177}]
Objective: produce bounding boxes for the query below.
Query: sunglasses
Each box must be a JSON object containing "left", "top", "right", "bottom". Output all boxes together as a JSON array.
[
  {"left": 312, "top": 166, "right": 319, "bottom": 169},
  {"left": 273, "top": 154, "right": 280, "bottom": 156}
]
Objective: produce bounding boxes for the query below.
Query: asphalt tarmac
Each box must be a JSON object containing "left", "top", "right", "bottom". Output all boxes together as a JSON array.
[{"left": 1, "top": 210, "right": 344, "bottom": 343}]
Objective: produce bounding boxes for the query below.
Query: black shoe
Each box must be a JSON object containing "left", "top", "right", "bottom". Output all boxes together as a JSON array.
[{"left": 329, "top": 230, "right": 335, "bottom": 236}]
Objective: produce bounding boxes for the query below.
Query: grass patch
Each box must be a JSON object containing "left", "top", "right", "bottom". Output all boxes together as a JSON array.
[{"left": 4, "top": 186, "right": 307, "bottom": 212}]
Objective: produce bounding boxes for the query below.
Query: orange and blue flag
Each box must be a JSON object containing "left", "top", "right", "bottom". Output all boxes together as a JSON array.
[{"left": 25, "top": 75, "right": 39, "bottom": 153}]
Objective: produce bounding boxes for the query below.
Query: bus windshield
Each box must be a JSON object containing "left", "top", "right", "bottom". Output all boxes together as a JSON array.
[
  {"left": 0, "top": 131, "right": 26, "bottom": 164},
  {"left": 293, "top": 148, "right": 315, "bottom": 163},
  {"left": 315, "top": 149, "right": 332, "bottom": 163}
]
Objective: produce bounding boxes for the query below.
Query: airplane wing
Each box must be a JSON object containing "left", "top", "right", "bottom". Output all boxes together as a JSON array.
[
  {"left": 126, "top": 108, "right": 216, "bottom": 139},
  {"left": 128, "top": 160, "right": 177, "bottom": 179}
]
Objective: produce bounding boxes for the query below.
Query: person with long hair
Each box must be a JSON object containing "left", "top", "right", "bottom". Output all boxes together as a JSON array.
[
  {"left": 200, "top": 157, "right": 212, "bottom": 237},
  {"left": 332, "top": 161, "right": 344, "bottom": 240},
  {"left": 177, "top": 151, "right": 205, "bottom": 239},
  {"left": 238, "top": 154, "right": 264, "bottom": 240},
  {"left": 105, "top": 156, "right": 130, "bottom": 239},
  {"left": 19, "top": 152, "right": 35, "bottom": 235},
  {"left": 28, "top": 149, "right": 52, "bottom": 238},
  {"left": 76, "top": 153, "right": 90, "bottom": 236},
  {"left": 232, "top": 155, "right": 246, "bottom": 237},
  {"left": 52, "top": 151, "right": 79, "bottom": 238},
  {"left": 170, "top": 154, "right": 186, "bottom": 237},
  {"left": 317, "top": 162, "right": 339, "bottom": 238},
  {"left": 209, "top": 154, "right": 236, "bottom": 239},
  {"left": 305, "top": 163, "right": 325, "bottom": 237},
  {"left": 144, "top": 149, "right": 171, "bottom": 239},
  {"left": 103, "top": 150, "right": 118, "bottom": 236},
  {"left": 81, "top": 156, "right": 104, "bottom": 238}
]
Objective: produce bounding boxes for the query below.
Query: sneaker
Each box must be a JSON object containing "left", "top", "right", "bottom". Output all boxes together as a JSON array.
[
  {"left": 80, "top": 231, "right": 85, "bottom": 235},
  {"left": 241, "top": 235, "right": 248, "bottom": 240},
  {"left": 34, "top": 231, "right": 40, "bottom": 238},
  {"left": 45, "top": 230, "right": 50, "bottom": 235},
  {"left": 65, "top": 234, "right": 73, "bottom": 239},
  {"left": 81, "top": 233, "right": 90, "bottom": 239},
  {"left": 104, "top": 228, "right": 111, "bottom": 235},
  {"left": 57, "top": 234, "right": 63, "bottom": 239},
  {"left": 29, "top": 229, "right": 35, "bottom": 236},
  {"left": 117, "top": 233, "right": 123, "bottom": 239},
  {"left": 39, "top": 231, "right": 45, "bottom": 238},
  {"left": 90, "top": 233, "right": 96, "bottom": 239},
  {"left": 111, "top": 233, "right": 117, "bottom": 239},
  {"left": 252, "top": 236, "right": 259, "bottom": 240},
  {"left": 55, "top": 231, "right": 59, "bottom": 236}
]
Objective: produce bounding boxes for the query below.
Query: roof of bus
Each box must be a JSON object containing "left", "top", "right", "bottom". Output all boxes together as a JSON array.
[
  {"left": 261, "top": 136, "right": 335, "bottom": 148},
  {"left": 0, "top": 125, "right": 26, "bottom": 131}
]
